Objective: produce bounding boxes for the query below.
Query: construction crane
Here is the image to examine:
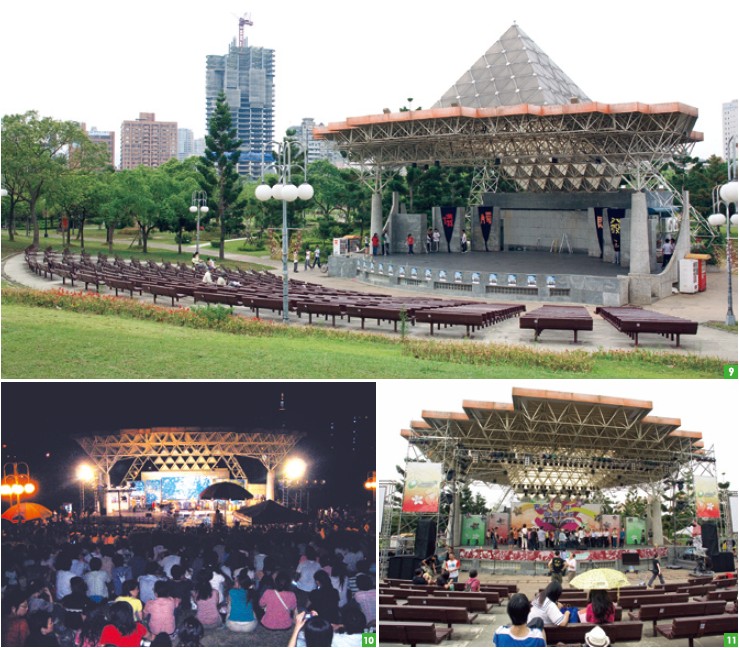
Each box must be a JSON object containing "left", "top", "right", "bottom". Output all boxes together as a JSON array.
[{"left": 238, "top": 13, "right": 253, "bottom": 48}]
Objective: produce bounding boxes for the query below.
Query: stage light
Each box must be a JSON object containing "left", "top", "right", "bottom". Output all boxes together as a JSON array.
[
  {"left": 11, "top": 484, "right": 24, "bottom": 495},
  {"left": 24, "top": 483, "right": 35, "bottom": 494},
  {"left": 283, "top": 457, "right": 307, "bottom": 481},
  {"left": 77, "top": 464, "right": 95, "bottom": 482}
]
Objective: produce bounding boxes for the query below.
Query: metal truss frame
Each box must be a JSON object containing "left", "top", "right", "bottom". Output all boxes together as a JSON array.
[
  {"left": 75, "top": 427, "right": 304, "bottom": 487},
  {"left": 401, "top": 388, "right": 707, "bottom": 497}
]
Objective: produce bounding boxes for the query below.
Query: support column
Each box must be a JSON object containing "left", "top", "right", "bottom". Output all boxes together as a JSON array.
[
  {"left": 629, "top": 191, "right": 650, "bottom": 274},
  {"left": 266, "top": 468, "right": 275, "bottom": 501},
  {"left": 650, "top": 494, "right": 664, "bottom": 546},
  {"left": 370, "top": 184, "right": 383, "bottom": 251}
]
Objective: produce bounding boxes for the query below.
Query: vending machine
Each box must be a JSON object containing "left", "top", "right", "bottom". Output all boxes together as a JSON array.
[{"left": 679, "top": 258, "right": 698, "bottom": 293}]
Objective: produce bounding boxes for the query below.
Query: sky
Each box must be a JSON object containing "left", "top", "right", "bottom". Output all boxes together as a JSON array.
[
  {"left": 1, "top": 381, "right": 375, "bottom": 509},
  {"left": 1, "top": 0, "right": 737, "bottom": 163},
  {"left": 377, "top": 379, "right": 738, "bottom": 509}
]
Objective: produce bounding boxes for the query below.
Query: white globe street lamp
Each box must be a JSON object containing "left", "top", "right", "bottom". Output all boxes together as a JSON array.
[
  {"left": 709, "top": 179, "right": 737, "bottom": 327},
  {"left": 189, "top": 191, "right": 209, "bottom": 255},
  {"left": 254, "top": 139, "right": 314, "bottom": 323}
]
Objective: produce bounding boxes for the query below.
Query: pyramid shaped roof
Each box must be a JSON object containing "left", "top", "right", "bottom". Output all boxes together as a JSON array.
[{"left": 434, "top": 24, "right": 590, "bottom": 108}]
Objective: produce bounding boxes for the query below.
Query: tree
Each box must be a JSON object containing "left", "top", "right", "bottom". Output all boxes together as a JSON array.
[
  {"left": 159, "top": 159, "right": 201, "bottom": 254},
  {"left": 1, "top": 111, "right": 90, "bottom": 245},
  {"left": 198, "top": 93, "right": 245, "bottom": 260}
]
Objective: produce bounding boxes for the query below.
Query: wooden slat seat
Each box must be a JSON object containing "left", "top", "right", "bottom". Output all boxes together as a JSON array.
[
  {"left": 520, "top": 305, "right": 593, "bottom": 342},
  {"left": 544, "top": 621, "right": 643, "bottom": 645},
  {"left": 142, "top": 284, "right": 187, "bottom": 307},
  {"left": 655, "top": 613, "right": 738, "bottom": 646},
  {"left": 595, "top": 306, "right": 698, "bottom": 347},
  {"left": 628, "top": 599, "right": 726, "bottom": 635},
  {"left": 617, "top": 592, "right": 689, "bottom": 610},
  {"left": 428, "top": 589, "right": 500, "bottom": 605},
  {"left": 694, "top": 587, "right": 737, "bottom": 603},
  {"left": 405, "top": 595, "right": 493, "bottom": 613},
  {"left": 379, "top": 620, "right": 453, "bottom": 646},
  {"left": 295, "top": 301, "right": 345, "bottom": 326},
  {"left": 381, "top": 604, "right": 478, "bottom": 628}
]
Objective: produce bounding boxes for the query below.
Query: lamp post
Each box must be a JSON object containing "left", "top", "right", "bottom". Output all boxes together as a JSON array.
[
  {"left": 707, "top": 179, "right": 738, "bottom": 327},
  {"left": 1, "top": 463, "right": 36, "bottom": 516},
  {"left": 255, "top": 139, "right": 314, "bottom": 323},
  {"left": 189, "top": 191, "right": 209, "bottom": 256},
  {"left": 76, "top": 464, "right": 95, "bottom": 515}
]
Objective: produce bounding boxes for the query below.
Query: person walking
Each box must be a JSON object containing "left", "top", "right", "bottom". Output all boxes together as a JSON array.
[
  {"left": 312, "top": 246, "right": 321, "bottom": 269},
  {"left": 647, "top": 557, "right": 665, "bottom": 588},
  {"left": 662, "top": 238, "right": 674, "bottom": 269},
  {"left": 293, "top": 250, "right": 299, "bottom": 273},
  {"left": 304, "top": 248, "right": 311, "bottom": 270}
]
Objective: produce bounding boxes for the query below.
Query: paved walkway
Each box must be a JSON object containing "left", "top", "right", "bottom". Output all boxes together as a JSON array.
[{"left": 3, "top": 243, "right": 737, "bottom": 362}]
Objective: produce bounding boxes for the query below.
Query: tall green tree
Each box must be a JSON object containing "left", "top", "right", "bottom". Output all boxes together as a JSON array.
[
  {"left": 198, "top": 93, "right": 245, "bottom": 260},
  {"left": 1, "top": 111, "right": 90, "bottom": 244}
]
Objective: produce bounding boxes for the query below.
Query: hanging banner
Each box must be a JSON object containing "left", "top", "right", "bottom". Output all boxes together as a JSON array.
[
  {"left": 461, "top": 514, "right": 487, "bottom": 546},
  {"left": 441, "top": 206, "right": 456, "bottom": 252},
  {"left": 694, "top": 475, "right": 720, "bottom": 519},
  {"left": 511, "top": 498, "right": 601, "bottom": 533},
  {"left": 625, "top": 517, "right": 646, "bottom": 545},
  {"left": 401, "top": 462, "right": 442, "bottom": 513},
  {"left": 594, "top": 207, "right": 604, "bottom": 258},
  {"left": 478, "top": 206, "right": 493, "bottom": 251},
  {"left": 608, "top": 208, "right": 624, "bottom": 252}
]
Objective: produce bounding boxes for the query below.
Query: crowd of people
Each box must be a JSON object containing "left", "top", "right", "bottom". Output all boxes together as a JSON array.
[
  {"left": 2, "top": 507, "right": 375, "bottom": 647},
  {"left": 488, "top": 525, "right": 629, "bottom": 550}
]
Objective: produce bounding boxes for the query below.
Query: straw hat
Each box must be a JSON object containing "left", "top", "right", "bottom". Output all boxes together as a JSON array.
[{"left": 584, "top": 626, "right": 611, "bottom": 647}]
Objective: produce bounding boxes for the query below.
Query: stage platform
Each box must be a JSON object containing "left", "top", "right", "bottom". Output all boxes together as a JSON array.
[
  {"left": 331, "top": 250, "right": 660, "bottom": 306},
  {"left": 458, "top": 545, "right": 668, "bottom": 562}
]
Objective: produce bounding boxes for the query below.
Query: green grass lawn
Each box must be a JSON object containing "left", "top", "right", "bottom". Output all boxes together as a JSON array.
[{"left": 1, "top": 302, "right": 724, "bottom": 379}]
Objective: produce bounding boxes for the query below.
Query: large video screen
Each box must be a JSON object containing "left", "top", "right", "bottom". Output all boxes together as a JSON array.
[{"left": 140, "top": 474, "right": 214, "bottom": 504}]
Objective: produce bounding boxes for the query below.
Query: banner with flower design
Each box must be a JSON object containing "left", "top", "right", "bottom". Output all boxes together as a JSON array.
[
  {"left": 401, "top": 462, "right": 442, "bottom": 513},
  {"left": 694, "top": 475, "right": 720, "bottom": 519}
]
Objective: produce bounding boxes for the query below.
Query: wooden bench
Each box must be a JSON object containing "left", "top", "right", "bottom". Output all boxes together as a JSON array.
[
  {"left": 142, "top": 284, "right": 187, "bottom": 307},
  {"left": 617, "top": 592, "right": 689, "bottom": 610},
  {"left": 428, "top": 589, "right": 500, "bottom": 605},
  {"left": 295, "top": 301, "right": 345, "bottom": 326},
  {"left": 677, "top": 584, "right": 716, "bottom": 596},
  {"left": 687, "top": 574, "right": 715, "bottom": 585},
  {"left": 379, "top": 587, "right": 426, "bottom": 600},
  {"left": 544, "top": 621, "right": 643, "bottom": 645},
  {"left": 695, "top": 587, "right": 737, "bottom": 603},
  {"left": 414, "top": 304, "right": 520, "bottom": 338},
  {"left": 715, "top": 577, "right": 737, "bottom": 589},
  {"left": 193, "top": 290, "right": 241, "bottom": 307},
  {"left": 379, "top": 620, "right": 453, "bottom": 646},
  {"left": 520, "top": 305, "right": 593, "bottom": 343},
  {"left": 381, "top": 604, "right": 478, "bottom": 627},
  {"left": 344, "top": 304, "right": 412, "bottom": 331},
  {"left": 628, "top": 599, "right": 727, "bottom": 635},
  {"left": 655, "top": 613, "right": 738, "bottom": 646},
  {"left": 379, "top": 594, "right": 396, "bottom": 606},
  {"left": 405, "top": 595, "right": 494, "bottom": 613},
  {"left": 104, "top": 276, "right": 142, "bottom": 298},
  {"left": 76, "top": 271, "right": 104, "bottom": 292},
  {"left": 595, "top": 306, "right": 698, "bottom": 347}
]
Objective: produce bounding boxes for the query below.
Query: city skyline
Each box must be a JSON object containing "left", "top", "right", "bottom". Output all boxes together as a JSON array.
[{"left": 1, "top": 0, "right": 736, "bottom": 164}]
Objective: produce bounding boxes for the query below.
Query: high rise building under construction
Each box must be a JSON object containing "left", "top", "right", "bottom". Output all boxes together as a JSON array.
[{"left": 205, "top": 16, "right": 275, "bottom": 178}]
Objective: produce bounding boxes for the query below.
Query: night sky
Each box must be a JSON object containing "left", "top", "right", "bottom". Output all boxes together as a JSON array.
[{"left": 1, "top": 382, "right": 376, "bottom": 510}]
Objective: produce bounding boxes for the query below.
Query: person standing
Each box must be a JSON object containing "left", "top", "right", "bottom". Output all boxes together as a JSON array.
[
  {"left": 520, "top": 525, "right": 528, "bottom": 551},
  {"left": 312, "top": 246, "right": 321, "bottom": 269},
  {"left": 461, "top": 231, "right": 468, "bottom": 252},
  {"left": 293, "top": 250, "right": 299, "bottom": 273},
  {"left": 444, "top": 551, "right": 460, "bottom": 583},
  {"left": 382, "top": 231, "right": 389, "bottom": 255},
  {"left": 304, "top": 248, "right": 311, "bottom": 271},
  {"left": 662, "top": 238, "right": 674, "bottom": 269},
  {"left": 433, "top": 228, "right": 441, "bottom": 252},
  {"left": 371, "top": 233, "right": 379, "bottom": 256},
  {"left": 406, "top": 233, "right": 415, "bottom": 254},
  {"left": 565, "top": 554, "right": 577, "bottom": 583}
]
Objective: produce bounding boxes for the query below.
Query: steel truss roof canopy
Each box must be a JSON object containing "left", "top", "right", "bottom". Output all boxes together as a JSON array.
[
  {"left": 75, "top": 427, "right": 304, "bottom": 486},
  {"left": 400, "top": 388, "right": 709, "bottom": 496},
  {"left": 314, "top": 24, "right": 702, "bottom": 193}
]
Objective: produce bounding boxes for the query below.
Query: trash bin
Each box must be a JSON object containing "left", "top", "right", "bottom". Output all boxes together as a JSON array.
[{"left": 684, "top": 253, "right": 711, "bottom": 292}]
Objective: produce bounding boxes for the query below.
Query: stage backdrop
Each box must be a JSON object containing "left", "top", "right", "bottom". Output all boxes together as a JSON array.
[
  {"left": 401, "top": 462, "right": 442, "bottom": 513},
  {"left": 600, "top": 514, "right": 621, "bottom": 536},
  {"left": 625, "top": 517, "right": 646, "bottom": 545},
  {"left": 487, "top": 512, "right": 510, "bottom": 542},
  {"left": 511, "top": 498, "right": 601, "bottom": 533},
  {"left": 694, "top": 475, "right": 720, "bottom": 519},
  {"left": 461, "top": 514, "right": 487, "bottom": 546}
]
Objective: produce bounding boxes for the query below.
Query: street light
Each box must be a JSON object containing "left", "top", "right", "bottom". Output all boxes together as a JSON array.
[
  {"left": 189, "top": 191, "right": 209, "bottom": 256},
  {"left": 707, "top": 179, "right": 738, "bottom": 327},
  {"left": 255, "top": 139, "right": 314, "bottom": 323}
]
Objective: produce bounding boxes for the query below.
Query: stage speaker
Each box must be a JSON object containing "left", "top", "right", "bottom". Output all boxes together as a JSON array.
[
  {"left": 387, "top": 555, "right": 421, "bottom": 580},
  {"left": 621, "top": 552, "right": 640, "bottom": 566},
  {"left": 415, "top": 519, "right": 437, "bottom": 559},
  {"left": 711, "top": 552, "right": 735, "bottom": 573},
  {"left": 701, "top": 523, "right": 719, "bottom": 556}
]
